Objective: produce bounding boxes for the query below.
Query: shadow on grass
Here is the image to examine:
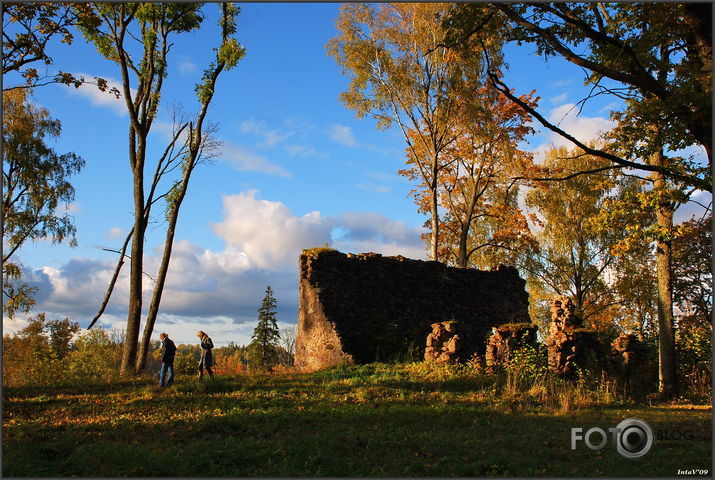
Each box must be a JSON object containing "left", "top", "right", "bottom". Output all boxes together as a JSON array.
[
  {"left": 4, "top": 394, "right": 712, "bottom": 477},
  {"left": 3, "top": 377, "right": 155, "bottom": 398}
]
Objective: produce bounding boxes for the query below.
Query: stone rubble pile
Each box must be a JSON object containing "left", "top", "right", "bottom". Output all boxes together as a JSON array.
[
  {"left": 546, "top": 295, "right": 599, "bottom": 376},
  {"left": 485, "top": 322, "right": 538, "bottom": 371},
  {"left": 424, "top": 321, "right": 479, "bottom": 363}
]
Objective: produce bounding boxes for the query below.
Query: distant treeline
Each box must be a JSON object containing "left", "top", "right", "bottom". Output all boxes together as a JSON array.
[{"left": 2, "top": 314, "right": 294, "bottom": 387}]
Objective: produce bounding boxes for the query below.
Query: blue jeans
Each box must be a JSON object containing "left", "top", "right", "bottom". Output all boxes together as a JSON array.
[{"left": 159, "top": 362, "right": 174, "bottom": 387}]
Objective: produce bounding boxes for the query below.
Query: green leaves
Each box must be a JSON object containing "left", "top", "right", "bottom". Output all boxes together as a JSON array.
[
  {"left": 218, "top": 38, "right": 245, "bottom": 70},
  {"left": 194, "top": 4, "right": 245, "bottom": 104},
  {"left": 2, "top": 89, "right": 84, "bottom": 260}
]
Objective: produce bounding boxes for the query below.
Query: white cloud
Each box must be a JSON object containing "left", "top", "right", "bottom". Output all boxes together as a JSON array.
[
  {"left": 365, "top": 170, "right": 397, "bottom": 183},
  {"left": 221, "top": 143, "right": 292, "bottom": 177},
  {"left": 211, "top": 190, "right": 334, "bottom": 270},
  {"left": 239, "top": 119, "right": 293, "bottom": 147},
  {"left": 547, "top": 103, "right": 613, "bottom": 147},
  {"left": 327, "top": 211, "right": 428, "bottom": 259},
  {"left": 527, "top": 103, "right": 614, "bottom": 160},
  {"left": 65, "top": 73, "right": 133, "bottom": 116},
  {"left": 329, "top": 124, "right": 358, "bottom": 147},
  {"left": 179, "top": 60, "right": 197, "bottom": 75},
  {"left": 105, "top": 227, "right": 125, "bottom": 240},
  {"left": 151, "top": 119, "right": 192, "bottom": 145},
  {"left": 18, "top": 191, "right": 426, "bottom": 344},
  {"left": 2, "top": 315, "right": 30, "bottom": 336},
  {"left": 674, "top": 190, "right": 713, "bottom": 224}
]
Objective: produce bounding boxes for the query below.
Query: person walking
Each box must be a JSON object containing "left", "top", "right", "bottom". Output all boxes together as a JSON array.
[
  {"left": 197, "top": 330, "right": 215, "bottom": 380},
  {"left": 158, "top": 332, "right": 176, "bottom": 387}
]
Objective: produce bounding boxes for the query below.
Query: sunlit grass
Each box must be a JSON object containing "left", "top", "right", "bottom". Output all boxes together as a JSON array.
[{"left": 3, "top": 363, "right": 711, "bottom": 477}]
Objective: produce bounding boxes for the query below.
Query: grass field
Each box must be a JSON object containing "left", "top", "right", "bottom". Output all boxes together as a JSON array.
[{"left": 3, "top": 363, "right": 711, "bottom": 477}]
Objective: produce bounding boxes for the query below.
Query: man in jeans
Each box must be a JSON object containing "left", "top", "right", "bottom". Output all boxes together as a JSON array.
[{"left": 159, "top": 332, "right": 177, "bottom": 387}]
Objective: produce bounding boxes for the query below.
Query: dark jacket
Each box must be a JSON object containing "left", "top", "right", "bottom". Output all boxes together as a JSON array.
[
  {"left": 199, "top": 336, "right": 214, "bottom": 367},
  {"left": 162, "top": 338, "right": 177, "bottom": 363}
]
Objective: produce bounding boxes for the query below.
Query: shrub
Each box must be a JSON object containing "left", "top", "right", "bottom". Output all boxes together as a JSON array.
[
  {"left": 213, "top": 352, "right": 247, "bottom": 376},
  {"left": 174, "top": 351, "right": 198, "bottom": 375}
]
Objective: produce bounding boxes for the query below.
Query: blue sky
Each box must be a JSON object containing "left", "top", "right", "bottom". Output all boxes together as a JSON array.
[{"left": 4, "top": 3, "right": 710, "bottom": 346}]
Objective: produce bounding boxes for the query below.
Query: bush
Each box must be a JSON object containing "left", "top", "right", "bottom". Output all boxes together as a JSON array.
[
  {"left": 63, "top": 329, "right": 121, "bottom": 383},
  {"left": 213, "top": 352, "right": 247, "bottom": 376},
  {"left": 3, "top": 323, "right": 123, "bottom": 387},
  {"left": 174, "top": 351, "right": 199, "bottom": 375}
]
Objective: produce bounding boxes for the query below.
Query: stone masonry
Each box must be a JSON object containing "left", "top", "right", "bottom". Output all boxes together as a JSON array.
[
  {"left": 294, "top": 249, "right": 530, "bottom": 371},
  {"left": 485, "top": 322, "right": 538, "bottom": 371},
  {"left": 546, "top": 295, "right": 599, "bottom": 376}
]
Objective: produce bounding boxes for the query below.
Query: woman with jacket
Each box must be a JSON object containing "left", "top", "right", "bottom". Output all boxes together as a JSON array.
[{"left": 197, "top": 330, "right": 215, "bottom": 380}]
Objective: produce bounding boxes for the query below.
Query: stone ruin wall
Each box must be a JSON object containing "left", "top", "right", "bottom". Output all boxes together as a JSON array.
[{"left": 294, "top": 250, "right": 530, "bottom": 371}]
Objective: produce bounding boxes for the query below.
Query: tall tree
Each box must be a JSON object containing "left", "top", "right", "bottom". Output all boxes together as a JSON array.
[
  {"left": 593, "top": 152, "right": 690, "bottom": 396},
  {"left": 76, "top": 3, "right": 207, "bottom": 374},
  {"left": 249, "top": 286, "right": 280, "bottom": 371},
  {"left": 672, "top": 214, "right": 712, "bottom": 330},
  {"left": 2, "top": 88, "right": 84, "bottom": 318},
  {"left": 134, "top": 4, "right": 245, "bottom": 373},
  {"left": 610, "top": 238, "right": 658, "bottom": 339},
  {"left": 522, "top": 146, "right": 631, "bottom": 326},
  {"left": 598, "top": 48, "right": 696, "bottom": 396},
  {"left": 401, "top": 84, "right": 537, "bottom": 268},
  {"left": 328, "top": 3, "right": 497, "bottom": 261}
]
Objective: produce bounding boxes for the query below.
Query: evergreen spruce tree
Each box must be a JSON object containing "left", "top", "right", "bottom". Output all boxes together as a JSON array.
[{"left": 249, "top": 286, "right": 280, "bottom": 370}]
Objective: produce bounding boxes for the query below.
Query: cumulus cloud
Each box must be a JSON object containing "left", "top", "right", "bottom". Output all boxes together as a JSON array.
[
  {"left": 221, "top": 143, "right": 292, "bottom": 177},
  {"left": 20, "top": 190, "right": 426, "bottom": 344},
  {"left": 211, "top": 190, "right": 334, "bottom": 270},
  {"left": 333, "top": 212, "right": 426, "bottom": 259},
  {"left": 65, "top": 73, "right": 133, "bottom": 116},
  {"left": 151, "top": 119, "right": 192, "bottom": 145},
  {"left": 17, "top": 245, "right": 300, "bottom": 344},
  {"left": 548, "top": 103, "right": 613, "bottom": 146},
  {"left": 56, "top": 202, "right": 81, "bottom": 214},
  {"left": 329, "top": 124, "right": 358, "bottom": 147},
  {"left": 528, "top": 103, "right": 614, "bottom": 162},
  {"left": 673, "top": 190, "right": 713, "bottom": 224}
]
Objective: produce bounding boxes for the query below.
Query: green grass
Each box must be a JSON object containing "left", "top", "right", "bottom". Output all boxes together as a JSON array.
[{"left": 3, "top": 363, "right": 711, "bottom": 477}]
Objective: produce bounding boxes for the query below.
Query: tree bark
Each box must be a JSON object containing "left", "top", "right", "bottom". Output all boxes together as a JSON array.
[
  {"left": 135, "top": 199, "right": 180, "bottom": 374},
  {"left": 135, "top": 167, "right": 191, "bottom": 373},
  {"left": 457, "top": 223, "right": 469, "bottom": 268},
  {"left": 653, "top": 154, "right": 678, "bottom": 397},
  {"left": 120, "top": 142, "right": 146, "bottom": 375},
  {"left": 134, "top": 4, "right": 234, "bottom": 371},
  {"left": 429, "top": 156, "right": 440, "bottom": 261}
]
